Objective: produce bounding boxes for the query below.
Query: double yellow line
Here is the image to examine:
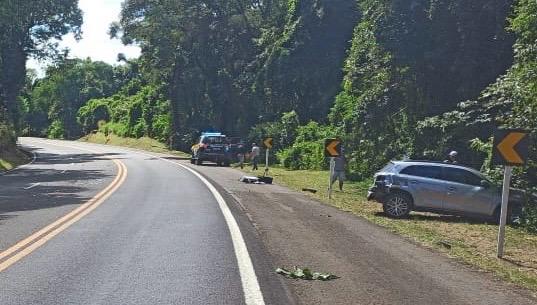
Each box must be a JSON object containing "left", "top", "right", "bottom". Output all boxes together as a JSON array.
[{"left": 0, "top": 158, "right": 128, "bottom": 273}]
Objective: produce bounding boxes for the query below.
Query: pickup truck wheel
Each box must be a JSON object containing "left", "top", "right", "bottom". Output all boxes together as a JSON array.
[{"left": 383, "top": 192, "right": 412, "bottom": 218}]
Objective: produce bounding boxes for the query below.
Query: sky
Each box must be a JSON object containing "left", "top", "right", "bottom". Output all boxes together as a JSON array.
[{"left": 27, "top": 0, "right": 141, "bottom": 76}]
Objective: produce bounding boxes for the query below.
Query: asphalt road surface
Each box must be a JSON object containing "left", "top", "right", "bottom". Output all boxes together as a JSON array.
[{"left": 0, "top": 138, "right": 290, "bottom": 305}]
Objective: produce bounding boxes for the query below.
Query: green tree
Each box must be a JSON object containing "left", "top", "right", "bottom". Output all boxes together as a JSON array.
[{"left": 0, "top": 0, "right": 82, "bottom": 144}]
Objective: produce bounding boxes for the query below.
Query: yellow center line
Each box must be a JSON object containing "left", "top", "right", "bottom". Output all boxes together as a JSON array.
[{"left": 0, "top": 141, "right": 128, "bottom": 272}]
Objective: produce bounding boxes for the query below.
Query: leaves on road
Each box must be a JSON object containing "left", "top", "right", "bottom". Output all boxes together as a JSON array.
[{"left": 276, "top": 266, "right": 338, "bottom": 281}]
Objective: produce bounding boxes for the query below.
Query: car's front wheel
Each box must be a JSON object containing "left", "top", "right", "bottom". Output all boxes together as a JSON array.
[{"left": 383, "top": 192, "right": 412, "bottom": 218}]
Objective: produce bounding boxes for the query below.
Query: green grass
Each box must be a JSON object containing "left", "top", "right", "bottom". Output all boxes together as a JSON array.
[
  {"left": 241, "top": 165, "right": 537, "bottom": 293},
  {"left": 0, "top": 146, "right": 30, "bottom": 172},
  {"left": 79, "top": 132, "right": 190, "bottom": 158}
]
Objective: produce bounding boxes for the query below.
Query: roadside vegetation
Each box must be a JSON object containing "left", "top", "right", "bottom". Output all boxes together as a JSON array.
[
  {"left": 80, "top": 132, "right": 189, "bottom": 158},
  {"left": 0, "top": 147, "right": 29, "bottom": 172}
]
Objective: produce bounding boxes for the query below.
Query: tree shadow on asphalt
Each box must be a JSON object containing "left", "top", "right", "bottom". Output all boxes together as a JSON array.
[
  {"left": 163, "top": 156, "right": 190, "bottom": 161},
  {"left": 0, "top": 148, "right": 119, "bottom": 218}
]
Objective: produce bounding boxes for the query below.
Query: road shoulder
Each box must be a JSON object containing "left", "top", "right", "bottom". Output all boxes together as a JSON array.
[{"left": 183, "top": 163, "right": 537, "bottom": 305}]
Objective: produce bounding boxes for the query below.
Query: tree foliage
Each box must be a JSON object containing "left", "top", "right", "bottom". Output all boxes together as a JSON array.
[{"left": 0, "top": 0, "right": 82, "bottom": 146}]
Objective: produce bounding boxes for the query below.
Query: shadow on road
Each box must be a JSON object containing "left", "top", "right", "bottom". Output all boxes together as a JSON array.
[{"left": 0, "top": 147, "right": 119, "bottom": 222}]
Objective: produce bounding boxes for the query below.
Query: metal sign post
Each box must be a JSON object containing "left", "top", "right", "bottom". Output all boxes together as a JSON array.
[
  {"left": 492, "top": 129, "right": 530, "bottom": 258},
  {"left": 328, "top": 157, "right": 335, "bottom": 199},
  {"left": 265, "top": 148, "right": 270, "bottom": 171},
  {"left": 263, "top": 138, "right": 273, "bottom": 174},
  {"left": 497, "top": 166, "right": 513, "bottom": 258}
]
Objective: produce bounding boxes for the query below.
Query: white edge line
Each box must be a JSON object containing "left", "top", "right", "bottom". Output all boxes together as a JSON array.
[
  {"left": 32, "top": 139, "right": 266, "bottom": 305},
  {"left": 174, "top": 163, "right": 266, "bottom": 305}
]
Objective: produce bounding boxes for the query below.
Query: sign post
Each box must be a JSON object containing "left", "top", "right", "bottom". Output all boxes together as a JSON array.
[
  {"left": 324, "top": 138, "right": 342, "bottom": 200},
  {"left": 497, "top": 166, "right": 512, "bottom": 258},
  {"left": 492, "top": 129, "right": 530, "bottom": 258},
  {"left": 263, "top": 138, "right": 273, "bottom": 174}
]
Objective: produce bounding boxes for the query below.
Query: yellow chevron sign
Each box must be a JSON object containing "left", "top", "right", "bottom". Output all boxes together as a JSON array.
[
  {"left": 264, "top": 138, "right": 273, "bottom": 149},
  {"left": 493, "top": 129, "right": 530, "bottom": 166},
  {"left": 324, "top": 139, "right": 342, "bottom": 157}
]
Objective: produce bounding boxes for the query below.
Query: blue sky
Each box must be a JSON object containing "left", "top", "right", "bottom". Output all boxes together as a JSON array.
[{"left": 27, "top": 0, "right": 141, "bottom": 76}]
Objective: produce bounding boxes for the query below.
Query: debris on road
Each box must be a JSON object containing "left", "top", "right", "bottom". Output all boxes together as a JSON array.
[
  {"left": 240, "top": 176, "right": 260, "bottom": 183},
  {"left": 436, "top": 240, "right": 452, "bottom": 249},
  {"left": 276, "top": 266, "right": 338, "bottom": 281},
  {"left": 240, "top": 175, "right": 273, "bottom": 184}
]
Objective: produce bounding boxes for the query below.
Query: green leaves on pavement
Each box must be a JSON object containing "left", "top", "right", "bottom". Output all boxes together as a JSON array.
[{"left": 276, "top": 267, "right": 338, "bottom": 281}]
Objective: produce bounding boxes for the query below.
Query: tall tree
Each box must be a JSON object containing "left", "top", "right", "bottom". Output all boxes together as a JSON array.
[{"left": 0, "top": 0, "right": 82, "bottom": 146}]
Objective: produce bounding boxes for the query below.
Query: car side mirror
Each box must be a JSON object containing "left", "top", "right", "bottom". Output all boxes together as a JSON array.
[{"left": 480, "top": 180, "right": 491, "bottom": 188}]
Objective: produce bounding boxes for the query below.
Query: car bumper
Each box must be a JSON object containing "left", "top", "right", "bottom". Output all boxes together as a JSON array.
[
  {"left": 367, "top": 186, "right": 389, "bottom": 202},
  {"left": 198, "top": 153, "right": 230, "bottom": 161}
]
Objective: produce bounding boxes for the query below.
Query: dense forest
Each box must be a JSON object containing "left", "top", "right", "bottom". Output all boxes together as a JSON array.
[{"left": 3, "top": 1, "right": 537, "bottom": 208}]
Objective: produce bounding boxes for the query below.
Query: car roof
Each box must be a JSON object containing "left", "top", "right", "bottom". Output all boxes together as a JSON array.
[{"left": 390, "top": 160, "right": 485, "bottom": 177}]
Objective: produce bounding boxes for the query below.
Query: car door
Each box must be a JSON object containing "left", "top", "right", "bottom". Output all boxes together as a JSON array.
[
  {"left": 399, "top": 165, "right": 445, "bottom": 209},
  {"left": 441, "top": 167, "right": 498, "bottom": 215}
]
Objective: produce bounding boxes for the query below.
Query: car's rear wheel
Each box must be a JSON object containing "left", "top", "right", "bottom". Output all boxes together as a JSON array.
[
  {"left": 195, "top": 158, "right": 203, "bottom": 165},
  {"left": 383, "top": 192, "right": 412, "bottom": 218}
]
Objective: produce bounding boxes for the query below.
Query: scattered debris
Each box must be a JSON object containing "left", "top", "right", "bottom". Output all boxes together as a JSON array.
[
  {"left": 302, "top": 188, "right": 318, "bottom": 194},
  {"left": 240, "top": 176, "right": 260, "bottom": 184},
  {"left": 258, "top": 176, "right": 273, "bottom": 184},
  {"left": 240, "top": 175, "right": 273, "bottom": 184},
  {"left": 276, "top": 266, "right": 338, "bottom": 281},
  {"left": 436, "top": 240, "right": 452, "bottom": 249}
]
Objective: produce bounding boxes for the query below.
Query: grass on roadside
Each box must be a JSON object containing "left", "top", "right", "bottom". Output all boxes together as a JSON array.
[
  {"left": 79, "top": 132, "right": 190, "bottom": 158},
  {"left": 0, "top": 147, "right": 29, "bottom": 171},
  {"left": 240, "top": 165, "right": 537, "bottom": 293}
]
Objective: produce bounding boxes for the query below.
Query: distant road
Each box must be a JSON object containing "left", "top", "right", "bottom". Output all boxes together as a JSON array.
[{"left": 0, "top": 138, "right": 290, "bottom": 305}]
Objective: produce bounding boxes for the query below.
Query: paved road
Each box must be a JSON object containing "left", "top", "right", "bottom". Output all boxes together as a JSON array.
[{"left": 0, "top": 138, "right": 290, "bottom": 305}]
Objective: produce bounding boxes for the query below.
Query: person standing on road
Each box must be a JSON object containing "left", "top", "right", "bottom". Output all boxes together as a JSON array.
[
  {"left": 251, "top": 143, "right": 260, "bottom": 170},
  {"left": 331, "top": 153, "right": 346, "bottom": 191}
]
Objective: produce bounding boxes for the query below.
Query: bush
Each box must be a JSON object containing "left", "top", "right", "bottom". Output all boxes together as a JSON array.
[
  {"left": 131, "top": 119, "right": 147, "bottom": 138},
  {"left": 99, "top": 122, "right": 129, "bottom": 137},
  {"left": 0, "top": 122, "right": 16, "bottom": 151},
  {"left": 278, "top": 141, "right": 325, "bottom": 170},
  {"left": 277, "top": 121, "right": 339, "bottom": 170},
  {"left": 47, "top": 120, "right": 65, "bottom": 139}
]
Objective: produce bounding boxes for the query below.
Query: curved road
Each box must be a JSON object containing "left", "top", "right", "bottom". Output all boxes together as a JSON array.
[{"left": 0, "top": 138, "right": 290, "bottom": 305}]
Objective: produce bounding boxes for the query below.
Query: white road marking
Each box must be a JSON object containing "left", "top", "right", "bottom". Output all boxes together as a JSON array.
[
  {"left": 175, "top": 163, "right": 266, "bottom": 305},
  {"left": 24, "top": 183, "right": 41, "bottom": 190},
  {"left": 34, "top": 139, "right": 266, "bottom": 305},
  {"left": 60, "top": 163, "right": 74, "bottom": 174}
]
